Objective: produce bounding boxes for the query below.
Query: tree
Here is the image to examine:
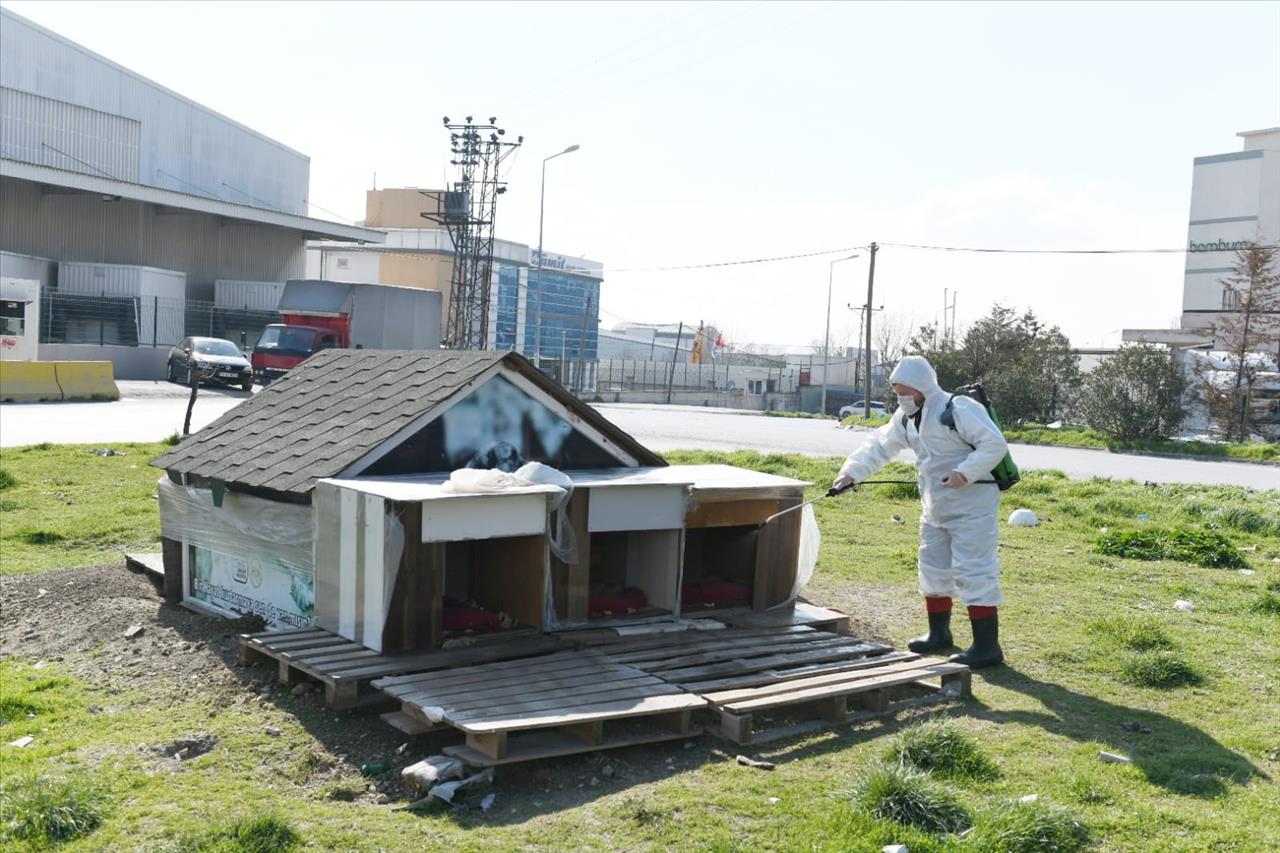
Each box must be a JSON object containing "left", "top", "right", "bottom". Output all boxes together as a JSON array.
[
  {"left": 873, "top": 311, "right": 915, "bottom": 394},
  {"left": 1193, "top": 243, "right": 1280, "bottom": 442},
  {"left": 907, "top": 305, "right": 1080, "bottom": 425},
  {"left": 1077, "top": 344, "right": 1187, "bottom": 440}
]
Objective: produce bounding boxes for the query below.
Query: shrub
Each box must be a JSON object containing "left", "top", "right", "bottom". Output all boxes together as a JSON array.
[
  {"left": 1084, "top": 616, "right": 1173, "bottom": 651},
  {"left": 1076, "top": 343, "right": 1186, "bottom": 441},
  {"left": 1120, "top": 650, "right": 1202, "bottom": 689},
  {"left": 1095, "top": 528, "right": 1248, "bottom": 569},
  {"left": 16, "top": 530, "right": 65, "bottom": 546},
  {"left": 970, "top": 797, "right": 1089, "bottom": 853},
  {"left": 0, "top": 774, "right": 105, "bottom": 846},
  {"left": 164, "top": 431, "right": 184, "bottom": 446},
  {"left": 170, "top": 814, "right": 300, "bottom": 852},
  {"left": 842, "top": 761, "right": 969, "bottom": 833},
  {"left": 0, "top": 467, "right": 16, "bottom": 490},
  {"left": 885, "top": 719, "right": 999, "bottom": 781},
  {"left": 1208, "top": 505, "right": 1280, "bottom": 537},
  {"left": 1249, "top": 591, "right": 1280, "bottom": 617}
]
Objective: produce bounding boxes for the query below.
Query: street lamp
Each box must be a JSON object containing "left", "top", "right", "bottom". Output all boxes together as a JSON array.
[
  {"left": 821, "top": 254, "right": 860, "bottom": 416},
  {"left": 532, "top": 144, "right": 581, "bottom": 368}
]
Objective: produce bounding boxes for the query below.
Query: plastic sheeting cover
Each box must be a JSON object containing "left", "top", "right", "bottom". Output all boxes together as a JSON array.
[
  {"left": 787, "top": 504, "right": 821, "bottom": 604},
  {"left": 157, "top": 478, "right": 313, "bottom": 574}
]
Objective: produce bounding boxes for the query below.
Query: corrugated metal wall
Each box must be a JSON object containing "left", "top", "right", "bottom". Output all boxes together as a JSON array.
[
  {"left": 214, "top": 279, "right": 286, "bottom": 311},
  {"left": 58, "top": 261, "right": 186, "bottom": 298},
  {"left": 0, "top": 9, "right": 309, "bottom": 215},
  {"left": 0, "top": 87, "right": 141, "bottom": 181},
  {"left": 1, "top": 176, "right": 305, "bottom": 299}
]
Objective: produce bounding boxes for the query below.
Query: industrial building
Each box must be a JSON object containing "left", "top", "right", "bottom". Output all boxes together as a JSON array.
[
  {"left": 305, "top": 188, "right": 601, "bottom": 385},
  {"left": 1124, "top": 127, "right": 1280, "bottom": 348},
  {"left": 0, "top": 8, "right": 382, "bottom": 377}
]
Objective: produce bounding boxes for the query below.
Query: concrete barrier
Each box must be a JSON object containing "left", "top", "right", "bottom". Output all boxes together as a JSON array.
[
  {"left": 0, "top": 360, "right": 120, "bottom": 402},
  {"left": 0, "top": 360, "right": 62, "bottom": 401},
  {"left": 53, "top": 361, "right": 120, "bottom": 400}
]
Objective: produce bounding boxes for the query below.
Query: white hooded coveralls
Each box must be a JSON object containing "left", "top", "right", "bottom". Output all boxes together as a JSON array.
[{"left": 837, "top": 357, "right": 1009, "bottom": 607}]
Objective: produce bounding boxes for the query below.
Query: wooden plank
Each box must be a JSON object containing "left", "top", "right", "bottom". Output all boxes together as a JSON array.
[
  {"left": 722, "top": 663, "right": 968, "bottom": 714},
  {"left": 245, "top": 627, "right": 327, "bottom": 643},
  {"left": 374, "top": 651, "right": 600, "bottom": 693},
  {"left": 378, "top": 504, "right": 443, "bottom": 654},
  {"left": 442, "top": 725, "right": 694, "bottom": 767},
  {"left": 160, "top": 537, "right": 183, "bottom": 602},
  {"left": 277, "top": 642, "right": 372, "bottom": 662},
  {"left": 394, "top": 667, "right": 660, "bottom": 710},
  {"left": 564, "top": 490, "right": 590, "bottom": 622},
  {"left": 443, "top": 682, "right": 684, "bottom": 722},
  {"left": 268, "top": 636, "right": 360, "bottom": 654},
  {"left": 597, "top": 626, "right": 828, "bottom": 663},
  {"left": 685, "top": 498, "right": 781, "bottom": 529},
  {"left": 457, "top": 693, "right": 707, "bottom": 734},
  {"left": 753, "top": 495, "right": 802, "bottom": 610},
  {"left": 658, "top": 643, "right": 891, "bottom": 682},
  {"left": 593, "top": 624, "right": 820, "bottom": 656},
  {"left": 327, "top": 639, "right": 563, "bottom": 681},
  {"left": 680, "top": 651, "right": 919, "bottom": 692},
  {"left": 631, "top": 635, "right": 868, "bottom": 671},
  {"left": 704, "top": 658, "right": 953, "bottom": 705}
]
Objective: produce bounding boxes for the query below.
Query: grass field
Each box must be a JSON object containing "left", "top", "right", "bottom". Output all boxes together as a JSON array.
[
  {"left": 1000, "top": 425, "right": 1280, "bottom": 464},
  {"left": 2, "top": 445, "right": 1279, "bottom": 851}
]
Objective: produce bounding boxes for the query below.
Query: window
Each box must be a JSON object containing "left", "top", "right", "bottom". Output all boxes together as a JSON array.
[
  {"left": 1221, "top": 287, "right": 1240, "bottom": 311},
  {"left": 748, "top": 379, "right": 763, "bottom": 395},
  {"left": 2, "top": 300, "right": 26, "bottom": 336},
  {"left": 336, "top": 258, "right": 349, "bottom": 270},
  {"left": 194, "top": 339, "right": 243, "bottom": 357},
  {"left": 317, "top": 335, "right": 337, "bottom": 350}
]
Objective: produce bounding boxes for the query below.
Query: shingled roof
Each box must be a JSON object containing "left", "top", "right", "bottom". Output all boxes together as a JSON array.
[{"left": 152, "top": 349, "right": 663, "bottom": 496}]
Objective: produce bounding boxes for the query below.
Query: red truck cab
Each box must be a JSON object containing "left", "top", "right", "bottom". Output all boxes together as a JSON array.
[{"left": 251, "top": 320, "right": 346, "bottom": 384}]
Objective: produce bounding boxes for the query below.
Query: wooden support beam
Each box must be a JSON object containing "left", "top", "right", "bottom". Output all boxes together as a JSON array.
[
  {"left": 942, "top": 670, "right": 972, "bottom": 698},
  {"left": 656, "top": 708, "right": 693, "bottom": 735},
  {"left": 466, "top": 731, "right": 509, "bottom": 760},
  {"left": 326, "top": 680, "right": 360, "bottom": 710},
  {"left": 160, "top": 537, "right": 183, "bottom": 603},
  {"left": 566, "top": 720, "right": 604, "bottom": 746},
  {"left": 720, "top": 710, "right": 753, "bottom": 745},
  {"left": 815, "top": 694, "right": 848, "bottom": 722},
  {"left": 858, "top": 688, "right": 890, "bottom": 713}
]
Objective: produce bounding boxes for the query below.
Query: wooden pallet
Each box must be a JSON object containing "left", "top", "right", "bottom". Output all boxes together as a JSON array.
[
  {"left": 715, "top": 602, "right": 852, "bottom": 634},
  {"left": 237, "top": 627, "right": 567, "bottom": 710},
  {"left": 373, "top": 649, "right": 707, "bottom": 766},
  {"left": 594, "top": 624, "right": 970, "bottom": 744}
]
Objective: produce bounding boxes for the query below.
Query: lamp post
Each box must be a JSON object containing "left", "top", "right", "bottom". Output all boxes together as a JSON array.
[
  {"left": 821, "top": 253, "right": 859, "bottom": 416},
  {"left": 532, "top": 144, "right": 580, "bottom": 368}
]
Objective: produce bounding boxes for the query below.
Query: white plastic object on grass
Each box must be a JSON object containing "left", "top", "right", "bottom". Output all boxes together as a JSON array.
[
  {"left": 1008, "top": 508, "right": 1039, "bottom": 527},
  {"left": 1173, "top": 600, "right": 1195, "bottom": 612}
]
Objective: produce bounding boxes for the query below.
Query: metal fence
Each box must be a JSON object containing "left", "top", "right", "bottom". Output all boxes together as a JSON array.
[
  {"left": 594, "top": 359, "right": 799, "bottom": 394},
  {"left": 39, "top": 292, "right": 280, "bottom": 351}
]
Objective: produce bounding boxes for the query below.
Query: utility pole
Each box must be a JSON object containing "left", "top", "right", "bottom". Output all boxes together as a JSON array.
[
  {"left": 665, "top": 321, "right": 684, "bottom": 404},
  {"left": 532, "top": 143, "right": 580, "bottom": 367},
  {"left": 821, "top": 253, "right": 859, "bottom": 416},
  {"left": 863, "top": 242, "right": 878, "bottom": 419},
  {"left": 574, "top": 296, "right": 592, "bottom": 394}
]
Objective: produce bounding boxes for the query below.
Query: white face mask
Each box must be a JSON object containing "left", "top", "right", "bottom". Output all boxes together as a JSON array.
[{"left": 897, "top": 394, "right": 920, "bottom": 416}]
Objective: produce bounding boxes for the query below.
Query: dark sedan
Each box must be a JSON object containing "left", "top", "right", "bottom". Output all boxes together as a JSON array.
[{"left": 167, "top": 336, "right": 253, "bottom": 391}]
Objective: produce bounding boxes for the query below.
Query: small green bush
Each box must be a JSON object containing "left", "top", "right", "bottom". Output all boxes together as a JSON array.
[
  {"left": 1084, "top": 616, "right": 1174, "bottom": 651},
  {"left": 885, "top": 719, "right": 999, "bottom": 781},
  {"left": 1267, "top": 579, "right": 1280, "bottom": 593},
  {"left": 1064, "top": 773, "right": 1113, "bottom": 805},
  {"left": 970, "top": 797, "right": 1089, "bottom": 853},
  {"left": 843, "top": 761, "right": 969, "bottom": 833},
  {"left": 164, "top": 431, "right": 184, "bottom": 446},
  {"left": 0, "top": 467, "right": 16, "bottom": 490},
  {"left": 1249, "top": 591, "right": 1280, "bottom": 617},
  {"left": 1121, "top": 650, "right": 1202, "bottom": 689},
  {"left": 0, "top": 774, "right": 105, "bottom": 846},
  {"left": 1208, "top": 505, "right": 1280, "bottom": 537},
  {"left": 1095, "top": 527, "right": 1248, "bottom": 569},
  {"left": 170, "top": 814, "right": 300, "bottom": 853}
]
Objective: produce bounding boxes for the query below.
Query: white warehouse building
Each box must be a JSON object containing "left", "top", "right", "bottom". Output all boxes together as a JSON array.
[{"left": 0, "top": 8, "right": 381, "bottom": 376}]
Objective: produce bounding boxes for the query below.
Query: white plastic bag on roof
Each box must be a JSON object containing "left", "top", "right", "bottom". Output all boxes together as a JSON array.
[{"left": 444, "top": 462, "right": 578, "bottom": 574}]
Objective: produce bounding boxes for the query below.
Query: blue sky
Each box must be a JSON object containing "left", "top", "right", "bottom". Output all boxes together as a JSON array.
[{"left": 6, "top": 0, "right": 1279, "bottom": 350}]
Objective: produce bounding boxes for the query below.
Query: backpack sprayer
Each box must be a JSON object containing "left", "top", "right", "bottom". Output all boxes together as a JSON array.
[{"left": 760, "top": 382, "right": 1020, "bottom": 528}]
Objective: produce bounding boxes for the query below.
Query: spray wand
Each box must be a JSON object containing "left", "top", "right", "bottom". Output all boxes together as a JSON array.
[{"left": 758, "top": 479, "right": 918, "bottom": 527}]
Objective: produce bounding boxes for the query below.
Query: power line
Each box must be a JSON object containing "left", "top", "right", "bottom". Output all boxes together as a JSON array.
[
  {"left": 879, "top": 241, "right": 1280, "bottom": 255},
  {"left": 605, "top": 246, "right": 867, "bottom": 273}
]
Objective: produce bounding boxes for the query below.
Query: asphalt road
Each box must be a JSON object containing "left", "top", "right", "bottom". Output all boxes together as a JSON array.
[{"left": 1, "top": 387, "right": 1275, "bottom": 489}]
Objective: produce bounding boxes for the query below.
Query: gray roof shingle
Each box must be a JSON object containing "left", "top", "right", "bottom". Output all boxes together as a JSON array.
[{"left": 151, "top": 349, "right": 662, "bottom": 496}]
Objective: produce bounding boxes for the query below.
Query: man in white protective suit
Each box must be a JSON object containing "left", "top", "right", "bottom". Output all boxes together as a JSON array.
[{"left": 833, "top": 355, "right": 1009, "bottom": 668}]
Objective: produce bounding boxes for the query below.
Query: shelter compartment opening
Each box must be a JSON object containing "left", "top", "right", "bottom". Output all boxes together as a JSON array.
[
  {"left": 681, "top": 525, "right": 758, "bottom": 612},
  {"left": 442, "top": 534, "right": 547, "bottom": 636}
]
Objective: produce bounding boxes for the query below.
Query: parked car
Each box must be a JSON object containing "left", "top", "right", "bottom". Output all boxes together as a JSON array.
[
  {"left": 838, "top": 400, "right": 889, "bottom": 418},
  {"left": 167, "top": 336, "right": 253, "bottom": 390}
]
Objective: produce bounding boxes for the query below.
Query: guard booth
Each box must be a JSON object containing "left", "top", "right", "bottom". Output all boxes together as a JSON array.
[{"left": 0, "top": 278, "right": 41, "bottom": 361}]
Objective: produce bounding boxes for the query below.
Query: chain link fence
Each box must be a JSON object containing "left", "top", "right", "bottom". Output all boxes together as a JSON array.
[{"left": 38, "top": 292, "right": 280, "bottom": 351}]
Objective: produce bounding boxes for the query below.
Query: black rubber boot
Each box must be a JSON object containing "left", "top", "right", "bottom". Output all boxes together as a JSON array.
[
  {"left": 950, "top": 612, "right": 1004, "bottom": 669},
  {"left": 907, "top": 609, "right": 954, "bottom": 654}
]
